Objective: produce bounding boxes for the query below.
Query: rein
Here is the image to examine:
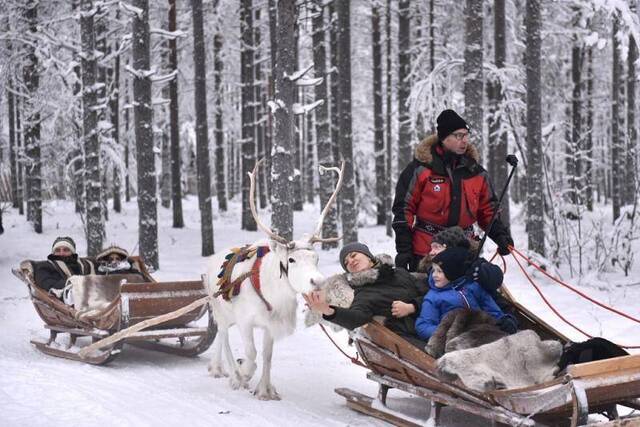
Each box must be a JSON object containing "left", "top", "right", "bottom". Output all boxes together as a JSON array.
[{"left": 318, "top": 323, "right": 367, "bottom": 368}]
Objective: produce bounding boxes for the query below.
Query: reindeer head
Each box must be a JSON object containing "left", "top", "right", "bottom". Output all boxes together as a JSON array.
[{"left": 248, "top": 159, "right": 345, "bottom": 295}]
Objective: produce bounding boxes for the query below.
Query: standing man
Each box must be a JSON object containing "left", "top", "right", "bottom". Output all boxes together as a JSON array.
[{"left": 392, "top": 109, "right": 513, "bottom": 271}]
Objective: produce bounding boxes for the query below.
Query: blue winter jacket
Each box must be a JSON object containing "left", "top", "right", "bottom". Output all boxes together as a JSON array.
[{"left": 415, "top": 273, "right": 505, "bottom": 340}]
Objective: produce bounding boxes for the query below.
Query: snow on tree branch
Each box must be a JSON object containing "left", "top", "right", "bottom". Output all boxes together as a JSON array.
[
  {"left": 292, "top": 100, "right": 324, "bottom": 115},
  {"left": 150, "top": 70, "right": 178, "bottom": 84},
  {"left": 150, "top": 28, "right": 187, "bottom": 40},
  {"left": 119, "top": 1, "right": 143, "bottom": 19},
  {"left": 285, "top": 63, "right": 314, "bottom": 82},
  {"left": 124, "top": 64, "right": 156, "bottom": 79},
  {"left": 295, "top": 76, "right": 323, "bottom": 87}
]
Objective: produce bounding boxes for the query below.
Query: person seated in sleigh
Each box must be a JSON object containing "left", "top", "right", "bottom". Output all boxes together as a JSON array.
[
  {"left": 415, "top": 246, "right": 518, "bottom": 356},
  {"left": 95, "top": 245, "right": 146, "bottom": 278},
  {"left": 303, "top": 242, "right": 428, "bottom": 347},
  {"left": 32, "top": 236, "right": 97, "bottom": 300}
]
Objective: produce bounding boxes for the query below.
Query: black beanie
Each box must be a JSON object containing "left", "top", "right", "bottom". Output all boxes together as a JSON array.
[
  {"left": 432, "top": 247, "right": 470, "bottom": 281},
  {"left": 436, "top": 109, "right": 469, "bottom": 141},
  {"left": 339, "top": 242, "right": 375, "bottom": 271},
  {"left": 433, "top": 226, "right": 470, "bottom": 249}
]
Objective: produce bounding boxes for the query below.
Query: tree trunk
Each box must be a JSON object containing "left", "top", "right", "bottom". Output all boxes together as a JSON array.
[
  {"left": 15, "top": 97, "right": 24, "bottom": 215},
  {"left": 464, "top": 0, "right": 483, "bottom": 151},
  {"left": 111, "top": 20, "right": 122, "bottom": 214},
  {"left": 569, "top": 17, "right": 582, "bottom": 207},
  {"left": 292, "top": 21, "right": 303, "bottom": 212},
  {"left": 160, "top": 130, "right": 171, "bottom": 208},
  {"left": 191, "top": 0, "right": 215, "bottom": 256},
  {"left": 429, "top": 0, "right": 435, "bottom": 72},
  {"left": 254, "top": 8, "right": 268, "bottom": 210},
  {"left": 132, "top": 0, "right": 159, "bottom": 268},
  {"left": 397, "top": 0, "right": 412, "bottom": 170},
  {"left": 385, "top": 0, "right": 393, "bottom": 237},
  {"left": 525, "top": 0, "right": 544, "bottom": 255},
  {"left": 487, "top": 0, "right": 509, "bottom": 227},
  {"left": 372, "top": 1, "right": 385, "bottom": 226},
  {"left": 124, "top": 73, "right": 131, "bottom": 203},
  {"left": 627, "top": 30, "right": 637, "bottom": 204},
  {"left": 7, "top": 77, "right": 18, "bottom": 208},
  {"left": 241, "top": 0, "right": 257, "bottom": 230},
  {"left": 312, "top": 2, "right": 338, "bottom": 249},
  {"left": 95, "top": 9, "right": 109, "bottom": 226},
  {"left": 23, "top": 3, "right": 42, "bottom": 233},
  {"left": 336, "top": 0, "right": 358, "bottom": 244},
  {"left": 271, "top": 0, "right": 296, "bottom": 240},
  {"left": 611, "top": 15, "right": 622, "bottom": 222},
  {"left": 213, "top": 0, "right": 227, "bottom": 212},
  {"left": 329, "top": 2, "right": 341, "bottom": 176},
  {"left": 585, "top": 46, "right": 593, "bottom": 211},
  {"left": 167, "top": 0, "right": 184, "bottom": 226}
]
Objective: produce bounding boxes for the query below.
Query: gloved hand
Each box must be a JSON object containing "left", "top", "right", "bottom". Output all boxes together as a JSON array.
[
  {"left": 395, "top": 252, "right": 415, "bottom": 271},
  {"left": 465, "top": 257, "right": 504, "bottom": 292},
  {"left": 494, "top": 234, "right": 514, "bottom": 256},
  {"left": 497, "top": 314, "right": 518, "bottom": 334}
]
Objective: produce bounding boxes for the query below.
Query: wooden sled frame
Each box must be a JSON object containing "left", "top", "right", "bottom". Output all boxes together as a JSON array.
[
  {"left": 13, "top": 257, "right": 217, "bottom": 365},
  {"left": 337, "top": 286, "right": 640, "bottom": 426}
]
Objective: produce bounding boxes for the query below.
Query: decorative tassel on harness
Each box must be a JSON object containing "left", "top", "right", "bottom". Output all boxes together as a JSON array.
[{"left": 214, "top": 245, "right": 273, "bottom": 311}]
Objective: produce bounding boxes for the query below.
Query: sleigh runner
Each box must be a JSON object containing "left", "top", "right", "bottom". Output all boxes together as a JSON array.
[
  {"left": 336, "top": 285, "right": 640, "bottom": 426},
  {"left": 12, "top": 256, "right": 216, "bottom": 365}
]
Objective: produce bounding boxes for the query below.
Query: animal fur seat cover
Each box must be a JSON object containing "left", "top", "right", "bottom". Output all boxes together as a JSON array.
[
  {"left": 425, "top": 308, "right": 507, "bottom": 359},
  {"left": 437, "top": 329, "right": 563, "bottom": 392},
  {"left": 304, "top": 254, "right": 394, "bottom": 331}
]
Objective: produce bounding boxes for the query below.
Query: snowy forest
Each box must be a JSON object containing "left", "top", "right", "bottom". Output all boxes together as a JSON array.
[{"left": 1, "top": 0, "right": 640, "bottom": 274}]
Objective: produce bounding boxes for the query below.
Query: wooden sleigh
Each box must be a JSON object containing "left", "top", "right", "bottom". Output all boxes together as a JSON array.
[
  {"left": 12, "top": 257, "right": 216, "bottom": 365},
  {"left": 336, "top": 287, "right": 640, "bottom": 426}
]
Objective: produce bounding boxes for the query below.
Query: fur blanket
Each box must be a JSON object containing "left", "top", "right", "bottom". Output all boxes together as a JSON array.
[
  {"left": 304, "top": 254, "right": 393, "bottom": 331},
  {"left": 425, "top": 308, "right": 507, "bottom": 359},
  {"left": 437, "top": 330, "right": 563, "bottom": 392},
  {"left": 67, "top": 274, "right": 141, "bottom": 320}
]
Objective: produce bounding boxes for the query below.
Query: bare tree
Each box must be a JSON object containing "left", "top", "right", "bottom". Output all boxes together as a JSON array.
[
  {"left": 110, "top": 9, "right": 122, "bottom": 214},
  {"left": 213, "top": 0, "right": 227, "bottom": 212},
  {"left": 385, "top": 0, "right": 393, "bottom": 237},
  {"left": 611, "top": 14, "right": 623, "bottom": 222},
  {"left": 525, "top": 0, "right": 544, "bottom": 255},
  {"left": 168, "top": 0, "right": 184, "bottom": 226},
  {"left": 372, "top": 0, "right": 385, "bottom": 226},
  {"left": 131, "top": 0, "right": 159, "bottom": 268},
  {"left": 23, "top": 1, "right": 42, "bottom": 233},
  {"left": 241, "top": 0, "right": 257, "bottom": 230},
  {"left": 312, "top": 1, "right": 338, "bottom": 249},
  {"left": 271, "top": 0, "right": 296, "bottom": 240},
  {"left": 191, "top": 0, "right": 215, "bottom": 256},
  {"left": 626, "top": 20, "right": 638, "bottom": 204},
  {"left": 585, "top": 46, "right": 594, "bottom": 211},
  {"left": 7, "top": 74, "right": 18, "bottom": 208},
  {"left": 336, "top": 0, "right": 357, "bottom": 243},
  {"left": 487, "top": 0, "right": 510, "bottom": 227},
  {"left": 464, "top": 0, "right": 483, "bottom": 146},
  {"left": 397, "top": 0, "right": 412, "bottom": 169}
]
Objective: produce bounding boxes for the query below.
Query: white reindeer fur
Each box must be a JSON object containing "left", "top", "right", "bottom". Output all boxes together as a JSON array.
[{"left": 205, "top": 238, "right": 323, "bottom": 400}]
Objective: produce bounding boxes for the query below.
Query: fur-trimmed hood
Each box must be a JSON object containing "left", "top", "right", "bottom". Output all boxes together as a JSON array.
[
  {"left": 414, "top": 133, "right": 480, "bottom": 165},
  {"left": 343, "top": 254, "right": 395, "bottom": 288}
]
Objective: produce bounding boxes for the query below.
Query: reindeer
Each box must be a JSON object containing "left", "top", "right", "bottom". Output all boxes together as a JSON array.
[{"left": 205, "top": 159, "right": 343, "bottom": 400}]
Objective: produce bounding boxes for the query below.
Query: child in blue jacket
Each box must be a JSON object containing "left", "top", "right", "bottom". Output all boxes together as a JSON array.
[{"left": 415, "top": 246, "right": 510, "bottom": 341}]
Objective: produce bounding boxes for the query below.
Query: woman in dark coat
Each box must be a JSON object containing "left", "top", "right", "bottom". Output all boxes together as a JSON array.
[
  {"left": 33, "top": 236, "right": 95, "bottom": 293},
  {"left": 303, "top": 242, "right": 428, "bottom": 341}
]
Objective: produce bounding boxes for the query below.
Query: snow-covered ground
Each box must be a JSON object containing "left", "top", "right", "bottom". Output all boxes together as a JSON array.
[{"left": 1, "top": 198, "right": 638, "bottom": 426}]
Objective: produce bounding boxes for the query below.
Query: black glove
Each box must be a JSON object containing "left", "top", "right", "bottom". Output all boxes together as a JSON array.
[
  {"left": 497, "top": 314, "right": 518, "bottom": 334},
  {"left": 494, "top": 234, "right": 514, "bottom": 256},
  {"left": 395, "top": 253, "right": 415, "bottom": 272},
  {"left": 466, "top": 257, "right": 503, "bottom": 292}
]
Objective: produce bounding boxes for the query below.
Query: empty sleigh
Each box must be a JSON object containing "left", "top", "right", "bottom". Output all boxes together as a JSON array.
[
  {"left": 336, "top": 287, "right": 640, "bottom": 427},
  {"left": 12, "top": 257, "right": 216, "bottom": 365}
]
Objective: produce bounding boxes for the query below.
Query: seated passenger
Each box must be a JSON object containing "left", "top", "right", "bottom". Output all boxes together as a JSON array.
[
  {"left": 33, "top": 236, "right": 96, "bottom": 295},
  {"left": 303, "top": 242, "right": 427, "bottom": 343},
  {"left": 415, "top": 247, "right": 513, "bottom": 341},
  {"left": 96, "top": 245, "right": 145, "bottom": 277}
]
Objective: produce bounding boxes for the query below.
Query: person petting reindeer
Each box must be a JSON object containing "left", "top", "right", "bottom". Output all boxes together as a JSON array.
[{"left": 205, "top": 159, "right": 344, "bottom": 400}]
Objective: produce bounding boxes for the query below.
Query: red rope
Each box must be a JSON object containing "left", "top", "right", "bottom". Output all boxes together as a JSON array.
[
  {"left": 318, "top": 323, "right": 367, "bottom": 368},
  {"left": 507, "top": 246, "right": 640, "bottom": 349}
]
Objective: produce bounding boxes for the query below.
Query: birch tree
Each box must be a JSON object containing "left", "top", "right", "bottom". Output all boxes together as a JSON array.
[
  {"left": 131, "top": 0, "right": 159, "bottom": 268},
  {"left": 191, "top": 0, "right": 215, "bottom": 256}
]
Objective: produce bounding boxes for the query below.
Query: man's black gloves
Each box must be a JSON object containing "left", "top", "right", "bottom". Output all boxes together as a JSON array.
[
  {"left": 494, "top": 234, "right": 514, "bottom": 256},
  {"left": 497, "top": 314, "right": 518, "bottom": 334},
  {"left": 466, "top": 257, "right": 503, "bottom": 292},
  {"left": 395, "top": 252, "right": 415, "bottom": 272}
]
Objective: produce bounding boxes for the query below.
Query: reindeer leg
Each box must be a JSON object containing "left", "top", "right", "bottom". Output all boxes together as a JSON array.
[
  {"left": 217, "top": 329, "right": 242, "bottom": 390},
  {"left": 254, "top": 330, "right": 280, "bottom": 400},
  {"left": 207, "top": 330, "right": 228, "bottom": 378},
  {"left": 237, "top": 324, "right": 257, "bottom": 388}
]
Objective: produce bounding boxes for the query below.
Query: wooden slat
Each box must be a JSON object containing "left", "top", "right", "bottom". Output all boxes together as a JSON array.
[
  {"left": 121, "top": 280, "right": 204, "bottom": 293},
  {"left": 123, "top": 327, "right": 208, "bottom": 341},
  {"left": 335, "top": 388, "right": 425, "bottom": 427},
  {"left": 568, "top": 354, "right": 640, "bottom": 378}
]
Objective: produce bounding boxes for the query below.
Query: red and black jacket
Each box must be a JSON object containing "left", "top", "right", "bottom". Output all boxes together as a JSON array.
[{"left": 392, "top": 135, "right": 510, "bottom": 257}]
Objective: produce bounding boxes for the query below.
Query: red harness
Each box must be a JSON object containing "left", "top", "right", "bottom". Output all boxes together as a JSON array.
[{"left": 214, "top": 246, "right": 272, "bottom": 311}]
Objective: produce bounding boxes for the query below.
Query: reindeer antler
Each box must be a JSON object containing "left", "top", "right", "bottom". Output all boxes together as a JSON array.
[
  {"left": 309, "top": 161, "right": 345, "bottom": 244},
  {"left": 248, "top": 159, "right": 290, "bottom": 246}
]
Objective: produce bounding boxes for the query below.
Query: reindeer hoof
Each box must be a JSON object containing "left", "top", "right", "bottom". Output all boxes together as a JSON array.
[
  {"left": 254, "top": 385, "right": 280, "bottom": 401},
  {"left": 208, "top": 362, "right": 228, "bottom": 378}
]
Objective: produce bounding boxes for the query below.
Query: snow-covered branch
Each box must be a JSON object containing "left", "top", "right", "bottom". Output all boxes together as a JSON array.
[
  {"left": 286, "top": 63, "right": 314, "bottom": 82},
  {"left": 150, "top": 28, "right": 187, "bottom": 40},
  {"left": 293, "top": 100, "right": 324, "bottom": 115},
  {"left": 119, "top": 1, "right": 143, "bottom": 19}
]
